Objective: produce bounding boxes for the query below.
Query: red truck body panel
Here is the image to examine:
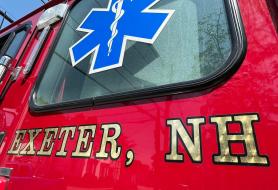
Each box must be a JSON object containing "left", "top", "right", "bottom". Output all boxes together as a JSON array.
[{"left": 0, "top": 0, "right": 277, "bottom": 189}]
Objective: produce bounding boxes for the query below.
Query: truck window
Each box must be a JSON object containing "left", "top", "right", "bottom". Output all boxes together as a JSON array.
[
  {"left": 267, "top": 0, "right": 278, "bottom": 32},
  {"left": 0, "top": 34, "right": 11, "bottom": 55},
  {"left": 0, "top": 28, "right": 28, "bottom": 58},
  {"left": 32, "top": 0, "right": 245, "bottom": 110},
  {"left": 5, "top": 30, "right": 26, "bottom": 58}
]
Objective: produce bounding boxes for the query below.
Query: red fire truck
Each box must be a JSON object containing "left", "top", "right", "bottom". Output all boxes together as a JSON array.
[{"left": 0, "top": 0, "right": 277, "bottom": 189}]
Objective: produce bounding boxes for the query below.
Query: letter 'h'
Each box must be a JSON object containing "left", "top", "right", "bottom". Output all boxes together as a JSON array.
[{"left": 210, "top": 114, "right": 269, "bottom": 166}]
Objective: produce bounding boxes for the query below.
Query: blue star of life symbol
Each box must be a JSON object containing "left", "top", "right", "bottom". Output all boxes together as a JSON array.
[{"left": 69, "top": 0, "right": 174, "bottom": 74}]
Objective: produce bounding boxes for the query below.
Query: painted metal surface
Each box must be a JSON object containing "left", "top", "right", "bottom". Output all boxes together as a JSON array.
[{"left": 0, "top": 0, "right": 277, "bottom": 190}]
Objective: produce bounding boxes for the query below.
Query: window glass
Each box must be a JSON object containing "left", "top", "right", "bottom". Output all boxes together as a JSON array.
[
  {"left": 6, "top": 30, "right": 26, "bottom": 57},
  {"left": 267, "top": 0, "right": 278, "bottom": 32},
  {"left": 35, "top": 0, "right": 232, "bottom": 106},
  {"left": 0, "top": 34, "right": 10, "bottom": 55}
]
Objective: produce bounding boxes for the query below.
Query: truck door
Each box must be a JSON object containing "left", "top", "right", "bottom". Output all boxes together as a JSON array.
[{"left": 1, "top": 0, "right": 278, "bottom": 190}]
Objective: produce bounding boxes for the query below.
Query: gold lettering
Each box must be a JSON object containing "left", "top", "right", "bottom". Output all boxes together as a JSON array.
[
  {"left": 37, "top": 128, "right": 58, "bottom": 156},
  {"left": 20, "top": 129, "right": 42, "bottom": 155},
  {"left": 165, "top": 118, "right": 205, "bottom": 162},
  {"left": 210, "top": 114, "right": 269, "bottom": 165},
  {"left": 8, "top": 130, "right": 26, "bottom": 155},
  {"left": 72, "top": 125, "right": 96, "bottom": 158},
  {"left": 96, "top": 124, "right": 122, "bottom": 159},
  {"left": 56, "top": 127, "right": 76, "bottom": 157}
]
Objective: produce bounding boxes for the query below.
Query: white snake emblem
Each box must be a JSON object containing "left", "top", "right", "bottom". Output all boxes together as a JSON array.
[{"left": 107, "top": 0, "right": 125, "bottom": 56}]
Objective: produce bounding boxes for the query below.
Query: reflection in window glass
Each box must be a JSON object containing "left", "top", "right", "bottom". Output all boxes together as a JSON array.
[
  {"left": 6, "top": 31, "right": 26, "bottom": 57},
  {"left": 35, "top": 0, "right": 232, "bottom": 106}
]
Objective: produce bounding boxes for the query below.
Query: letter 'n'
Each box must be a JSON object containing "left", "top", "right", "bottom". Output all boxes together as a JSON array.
[{"left": 165, "top": 118, "right": 205, "bottom": 162}]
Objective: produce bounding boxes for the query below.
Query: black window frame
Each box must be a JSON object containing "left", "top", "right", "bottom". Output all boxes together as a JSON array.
[{"left": 30, "top": 0, "right": 247, "bottom": 113}]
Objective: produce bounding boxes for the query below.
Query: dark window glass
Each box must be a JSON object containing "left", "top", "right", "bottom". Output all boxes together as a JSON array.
[
  {"left": 0, "top": 34, "right": 10, "bottom": 55},
  {"left": 0, "top": 132, "right": 5, "bottom": 145},
  {"left": 267, "top": 0, "right": 278, "bottom": 32},
  {"left": 5, "top": 30, "right": 26, "bottom": 57},
  {"left": 34, "top": 0, "right": 233, "bottom": 106}
]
